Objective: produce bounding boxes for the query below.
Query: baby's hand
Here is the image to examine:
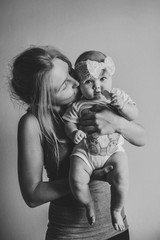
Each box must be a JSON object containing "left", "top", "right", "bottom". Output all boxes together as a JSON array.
[
  {"left": 110, "top": 93, "right": 125, "bottom": 110},
  {"left": 74, "top": 130, "right": 86, "bottom": 144}
]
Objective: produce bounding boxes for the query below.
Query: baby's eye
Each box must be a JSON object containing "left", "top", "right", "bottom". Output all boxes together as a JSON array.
[
  {"left": 85, "top": 80, "right": 92, "bottom": 85},
  {"left": 100, "top": 77, "right": 107, "bottom": 82}
]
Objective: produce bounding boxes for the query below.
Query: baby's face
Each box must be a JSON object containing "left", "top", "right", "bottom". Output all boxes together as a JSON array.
[{"left": 80, "top": 71, "right": 112, "bottom": 100}]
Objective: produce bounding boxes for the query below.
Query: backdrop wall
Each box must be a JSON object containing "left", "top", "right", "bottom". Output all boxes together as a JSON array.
[{"left": 0, "top": 0, "right": 160, "bottom": 239}]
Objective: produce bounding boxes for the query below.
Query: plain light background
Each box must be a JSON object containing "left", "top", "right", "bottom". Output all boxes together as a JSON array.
[{"left": 0, "top": 0, "right": 159, "bottom": 239}]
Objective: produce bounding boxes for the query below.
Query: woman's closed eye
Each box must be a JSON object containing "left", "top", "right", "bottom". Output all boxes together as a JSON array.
[
  {"left": 60, "top": 80, "right": 69, "bottom": 91},
  {"left": 61, "top": 81, "right": 68, "bottom": 90}
]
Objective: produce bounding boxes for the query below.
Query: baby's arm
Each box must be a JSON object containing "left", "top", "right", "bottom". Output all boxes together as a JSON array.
[
  {"left": 110, "top": 90, "right": 138, "bottom": 121},
  {"left": 64, "top": 121, "right": 86, "bottom": 144}
]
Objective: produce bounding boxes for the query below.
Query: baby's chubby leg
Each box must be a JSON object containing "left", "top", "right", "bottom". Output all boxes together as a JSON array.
[
  {"left": 105, "top": 151, "right": 129, "bottom": 231},
  {"left": 69, "top": 156, "right": 95, "bottom": 225}
]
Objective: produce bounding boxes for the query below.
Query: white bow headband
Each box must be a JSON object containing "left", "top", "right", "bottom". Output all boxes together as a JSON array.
[{"left": 75, "top": 56, "right": 115, "bottom": 82}]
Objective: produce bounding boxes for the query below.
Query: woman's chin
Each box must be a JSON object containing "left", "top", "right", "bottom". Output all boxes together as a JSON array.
[
  {"left": 62, "top": 94, "right": 77, "bottom": 106},
  {"left": 57, "top": 89, "right": 79, "bottom": 107}
]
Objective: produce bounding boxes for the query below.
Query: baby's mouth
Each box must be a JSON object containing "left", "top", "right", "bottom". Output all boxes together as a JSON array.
[{"left": 94, "top": 92, "right": 101, "bottom": 99}]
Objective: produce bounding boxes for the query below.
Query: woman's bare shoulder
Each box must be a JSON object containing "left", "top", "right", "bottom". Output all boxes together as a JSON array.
[
  {"left": 18, "top": 112, "right": 41, "bottom": 139},
  {"left": 18, "top": 112, "right": 39, "bottom": 127}
]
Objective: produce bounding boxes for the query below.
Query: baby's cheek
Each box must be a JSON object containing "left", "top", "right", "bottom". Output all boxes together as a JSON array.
[{"left": 82, "top": 88, "right": 93, "bottom": 99}]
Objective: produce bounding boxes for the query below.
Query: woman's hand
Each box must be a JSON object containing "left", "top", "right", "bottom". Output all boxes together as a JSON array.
[
  {"left": 91, "top": 165, "right": 113, "bottom": 182},
  {"left": 80, "top": 105, "right": 146, "bottom": 146},
  {"left": 80, "top": 105, "right": 118, "bottom": 135}
]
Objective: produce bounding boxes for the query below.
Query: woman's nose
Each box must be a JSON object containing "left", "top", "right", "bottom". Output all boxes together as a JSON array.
[{"left": 71, "top": 77, "right": 79, "bottom": 88}]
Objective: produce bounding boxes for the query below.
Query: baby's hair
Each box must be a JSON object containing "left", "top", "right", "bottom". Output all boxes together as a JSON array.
[
  {"left": 75, "top": 51, "right": 107, "bottom": 82},
  {"left": 75, "top": 50, "right": 106, "bottom": 66}
]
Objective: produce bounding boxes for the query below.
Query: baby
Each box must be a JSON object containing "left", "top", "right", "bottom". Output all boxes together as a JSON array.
[{"left": 63, "top": 51, "right": 138, "bottom": 231}]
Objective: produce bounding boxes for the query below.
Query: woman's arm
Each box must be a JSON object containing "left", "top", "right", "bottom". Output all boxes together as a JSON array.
[
  {"left": 115, "top": 117, "right": 146, "bottom": 146},
  {"left": 80, "top": 107, "right": 146, "bottom": 147},
  {"left": 18, "top": 113, "right": 70, "bottom": 208},
  {"left": 117, "top": 102, "right": 139, "bottom": 121}
]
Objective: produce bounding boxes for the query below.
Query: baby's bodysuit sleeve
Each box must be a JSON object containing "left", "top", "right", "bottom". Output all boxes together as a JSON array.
[
  {"left": 112, "top": 88, "right": 136, "bottom": 105},
  {"left": 62, "top": 102, "right": 79, "bottom": 123}
]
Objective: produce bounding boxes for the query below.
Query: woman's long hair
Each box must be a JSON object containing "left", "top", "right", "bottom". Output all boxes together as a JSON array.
[{"left": 10, "top": 46, "right": 72, "bottom": 169}]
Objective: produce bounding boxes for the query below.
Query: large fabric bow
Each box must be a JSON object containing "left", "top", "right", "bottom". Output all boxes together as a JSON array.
[{"left": 86, "top": 56, "right": 115, "bottom": 78}]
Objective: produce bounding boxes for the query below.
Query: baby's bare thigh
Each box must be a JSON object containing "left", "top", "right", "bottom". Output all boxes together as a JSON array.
[
  {"left": 70, "top": 156, "right": 93, "bottom": 184},
  {"left": 104, "top": 152, "right": 129, "bottom": 182}
]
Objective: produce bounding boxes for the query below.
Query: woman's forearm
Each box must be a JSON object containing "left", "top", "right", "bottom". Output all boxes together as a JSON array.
[
  {"left": 80, "top": 107, "right": 146, "bottom": 147},
  {"left": 115, "top": 117, "right": 146, "bottom": 146},
  {"left": 21, "top": 179, "right": 70, "bottom": 208},
  {"left": 95, "top": 108, "right": 146, "bottom": 146}
]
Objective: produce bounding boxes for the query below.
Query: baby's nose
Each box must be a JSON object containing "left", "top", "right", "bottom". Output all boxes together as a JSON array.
[
  {"left": 94, "top": 85, "right": 101, "bottom": 93},
  {"left": 94, "top": 80, "right": 101, "bottom": 91}
]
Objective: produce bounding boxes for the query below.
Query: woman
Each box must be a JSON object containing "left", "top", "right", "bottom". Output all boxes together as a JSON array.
[{"left": 10, "top": 46, "right": 146, "bottom": 240}]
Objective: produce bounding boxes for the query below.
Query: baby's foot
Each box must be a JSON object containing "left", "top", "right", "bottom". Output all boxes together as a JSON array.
[
  {"left": 86, "top": 201, "right": 96, "bottom": 225},
  {"left": 111, "top": 210, "right": 125, "bottom": 231}
]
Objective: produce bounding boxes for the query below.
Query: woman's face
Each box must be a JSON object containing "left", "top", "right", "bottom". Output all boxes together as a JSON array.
[{"left": 49, "top": 59, "right": 79, "bottom": 107}]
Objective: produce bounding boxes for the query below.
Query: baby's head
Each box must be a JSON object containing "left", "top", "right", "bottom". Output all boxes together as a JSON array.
[{"left": 75, "top": 51, "right": 115, "bottom": 100}]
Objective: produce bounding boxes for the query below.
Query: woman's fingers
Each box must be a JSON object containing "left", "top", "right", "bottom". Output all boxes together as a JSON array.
[
  {"left": 80, "top": 108, "right": 118, "bottom": 135},
  {"left": 82, "top": 126, "right": 97, "bottom": 134},
  {"left": 103, "top": 165, "right": 114, "bottom": 174},
  {"left": 81, "top": 112, "right": 95, "bottom": 120},
  {"left": 80, "top": 119, "right": 94, "bottom": 126},
  {"left": 91, "top": 165, "right": 113, "bottom": 181},
  {"left": 80, "top": 112, "right": 96, "bottom": 129}
]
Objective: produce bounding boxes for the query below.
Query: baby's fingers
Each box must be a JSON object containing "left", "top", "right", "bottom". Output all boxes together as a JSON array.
[
  {"left": 74, "top": 131, "right": 86, "bottom": 144},
  {"left": 111, "top": 94, "right": 119, "bottom": 102}
]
